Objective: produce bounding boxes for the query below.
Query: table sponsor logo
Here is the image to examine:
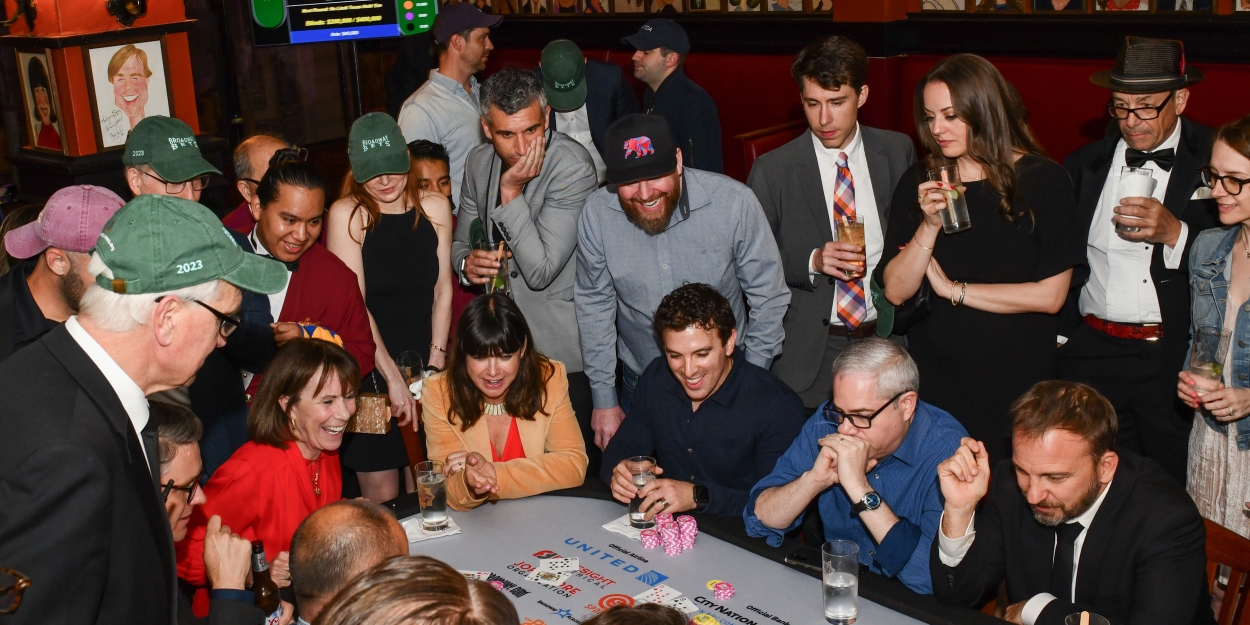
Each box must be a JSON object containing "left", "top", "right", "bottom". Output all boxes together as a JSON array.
[
  {"left": 484, "top": 572, "right": 531, "bottom": 600},
  {"left": 744, "top": 605, "right": 791, "bottom": 625},
  {"left": 559, "top": 539, "right": 647, "bottom": 574},
  {"left": 608, "top": 543, "right": 649, "bottom": 564},
  {"left": 531, "top": 550, "right": 618, "bottom": 589},
  {"left": 509, "top": 562, "right": 582, "bottom": 598},
  {"left": 636, "top": 570, "right": 668, "bottom": 586},
  {"left": 536, "top": 599, "right": 581, "bottom": 623},
  {"left": 695, "top": 596, "right": 791, "bottom": 625}
]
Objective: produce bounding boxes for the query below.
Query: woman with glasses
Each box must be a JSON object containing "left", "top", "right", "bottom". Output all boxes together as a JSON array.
[
  {"left": 878, "top": 55, "right": 1082, "bottom": 462},
  {"left": 1178, "top": 115, "right": 1250, "bottom": 539},
  {"left": 178, "top": 339, "right": 360, "bottom": 592},
  {"left": 326, "top": 113, "right": 454, "bottom": 503}
]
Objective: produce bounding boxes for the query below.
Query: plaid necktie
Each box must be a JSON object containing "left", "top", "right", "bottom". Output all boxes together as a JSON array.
[{"left": 833, "top": 152, "right": 866, "bottom": 329}]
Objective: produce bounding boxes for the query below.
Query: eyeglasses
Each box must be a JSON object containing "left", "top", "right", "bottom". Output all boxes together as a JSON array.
[
  {"left": 161, "top": 478, "right": 200, "bottom": 505},
  {"left": 821, "top": 392, "right": 904, "bottom": 429},
  {"left": 192, "top": 299, "right": 240, "bottom": 338},
  {"left": 0, "top": 567, "right": 30, "bottom": 614},
  {"left": 1200, "top": 168, "right": 1250, "bottom": 196},
  {"left": 1106, "top": 91, "right": 1174, "bottom": 121},
  {"left": 141, "top": 170, "right": 211, "bottom": 195}
]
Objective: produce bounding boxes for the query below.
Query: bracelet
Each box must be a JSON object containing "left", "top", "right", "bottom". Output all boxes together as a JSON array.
[
  {"left": 950, "top": 282, "right": 961, "bottom": 306},
  {"left": 430, "top": 344, "right": 447, "bottom": 354},
  {"left": 957, "top": 282, "right": 968, "bottom": 306},
  {"left": 912, "top": 236, "right": 934, "bottom": 251}
]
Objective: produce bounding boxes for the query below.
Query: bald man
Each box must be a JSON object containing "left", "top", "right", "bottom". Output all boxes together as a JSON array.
[
  {"left": 288, "top": 500, "right": 409, "bottom": 624},
  {"left": 223, "top": 134, "right": 292, "bottom": 234}
]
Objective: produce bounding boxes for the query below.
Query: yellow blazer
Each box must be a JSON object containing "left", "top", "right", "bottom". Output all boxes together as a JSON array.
[{"left": 421, "top": 360, "right": 588, "bottom": 510}]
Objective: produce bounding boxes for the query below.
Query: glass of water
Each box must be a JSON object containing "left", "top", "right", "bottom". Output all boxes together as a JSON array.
[
  {"left": 626, "top": 456, "right": 657, "bottom": 529},
  {"left": 927, "top": 165, "right": 971, "bottom": 234},
  {"left": 1115, "top": 166, "right": 1156, "bottom": 234},
  {"left": 1064, "top": 613, "right": 1110, "bottom": 625},
  {"left": 823, "top": 540, "right": 859, "bottom": 624},
  {"left": 1189, "top": 325, "right": 1232, "bottom": 397},
  {"left": 416, "top": 460, "right": 448, "bottom": 531}
]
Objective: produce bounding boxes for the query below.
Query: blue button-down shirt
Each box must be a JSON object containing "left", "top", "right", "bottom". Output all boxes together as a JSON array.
[
  {"left": 744, "top": 400, "right": 966, "bottom": 594},
  {"left": 600, "top": 354, "right": 806, "bottom": 517}
]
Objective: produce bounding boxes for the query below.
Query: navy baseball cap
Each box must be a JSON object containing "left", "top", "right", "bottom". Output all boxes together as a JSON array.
[
  {"left": 433, "top": 3, "right": 502, "bottom": 46},
  {"left": 621, "top": 19, "right": 690, "bottom": 56},
  {"left": 604, "top": 114, "right": 678, "bottom": 186}
]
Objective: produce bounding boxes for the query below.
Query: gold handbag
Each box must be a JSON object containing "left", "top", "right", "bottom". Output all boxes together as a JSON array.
[{"left": 348, "top": 371, "right": 391, "bottom": 434}]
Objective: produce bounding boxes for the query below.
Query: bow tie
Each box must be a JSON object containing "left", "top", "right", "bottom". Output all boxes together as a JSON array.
[{"left": 1125, "top": 147, "right": 1175, "bottom": 172}]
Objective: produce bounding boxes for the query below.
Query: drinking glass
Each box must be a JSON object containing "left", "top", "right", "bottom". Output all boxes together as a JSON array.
[
  {"left": 834, "top": 216, "right": 866, "bottom": 279},
  {"left": 1065, "top": 613, "right": 1110, "bottom": 625},
  {"left": 626, "top": 456, "right": 657, "bottom": 529},
  {"left": 927, "top": 166, "right": 971, "bottom": 234},
  {"left": 1189, "top": 325, "right": 1232, "bottom": 397},
  {"left": 474, "top": 240, "right": 511, "bottom": 296},
  {"left": 415, "top": 460, "right": 448, "bottom": 531},
  {"left": 1115, "top": 166, "right": 1156, "bottom": 234},
  {"left": 823, "top": 540, "right": 859, "bottom": 624}
]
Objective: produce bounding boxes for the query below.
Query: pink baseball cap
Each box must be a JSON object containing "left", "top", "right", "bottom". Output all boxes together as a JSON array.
[{"left": 4, "top": 185, "right": 125, "bottom": 259}]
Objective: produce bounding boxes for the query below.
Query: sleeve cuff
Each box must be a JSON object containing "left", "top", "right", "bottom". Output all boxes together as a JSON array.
[
  {"left": 1163, "top": 221, "right": 1189, "bottom": 270},
  {"left": 744, "top": 350, "right": 773, "bottom": 371},
  {"left": 1021, "top": 593, "right": 1057, "bottom": 625},
  {"left": 591, "top": 387, "right": 619, "bottom": 410},
  {"left": 873, "top": 519, "right": 922, "bottom": 578},
  {"left": 809, "top": 249, "right": 821, "bottom": 284},
  {"left": 209, "top": 589, "right": 254, "bottom": 603},
  {"left": 936, "top": 511, "right": 976, "bottom": 567}
]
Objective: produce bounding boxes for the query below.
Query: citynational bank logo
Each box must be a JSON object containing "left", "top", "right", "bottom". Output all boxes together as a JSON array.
[{"left": 636, "top": 570, "right": 668, "bottom": 586}]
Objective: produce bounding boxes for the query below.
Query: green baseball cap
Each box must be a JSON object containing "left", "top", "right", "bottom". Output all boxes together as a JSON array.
[
  {"left": 122, "top": 116, "right": 222, "bottom": 183},
  {"left": 93, "top": 194, "right": 287, "bottom": 296},
  {"left": 348, "top": 112, "right": 410, "bottom": 183},
  {"left": 541, "top": 40, "right": 588, "bottom": 112}
]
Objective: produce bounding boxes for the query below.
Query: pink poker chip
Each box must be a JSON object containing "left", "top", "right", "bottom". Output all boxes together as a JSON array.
[
  {"left": 713, "top": 581, "right": 734, "bottom": 599},
  {"left": 490, "top": 580, "right": 505, "bottom": 591},
  {"left": 656, "top": 512, "right": 674, "bottom": 524}
]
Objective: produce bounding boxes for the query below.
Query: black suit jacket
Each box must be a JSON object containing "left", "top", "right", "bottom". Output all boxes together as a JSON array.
[
  {"left": 1060, "top": 116, "right": 1218, "bottom": 367},
  {"left": 0, "top": 324, "right": 178, "bottom": 624},
  {"left": 178, "top": 594, "right": 266, "bottom": 625},
  {"left": 930, "top": 451, "right": 1213, "bottom": 625},
  {"left": 540, "top": 59, "right": 640, "bottom": 162},
  {"left": 747, "top": 127, "right": 916, "bottom": 392},
  {"left": 0, "top": 259, "right": 56, "bottom": 363}
]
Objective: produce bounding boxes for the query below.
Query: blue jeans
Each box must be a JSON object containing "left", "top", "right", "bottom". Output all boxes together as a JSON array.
[{"left": 619, "top": 366, "right": 641, "bottom": 416}]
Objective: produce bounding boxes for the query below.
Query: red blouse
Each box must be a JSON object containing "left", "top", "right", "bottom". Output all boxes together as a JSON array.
[
  {"left": 491, "top": 418, "right": 526, "bottom": 462},
  {"left": 176, "top": 441, "right": 341, "bottom": 587}
]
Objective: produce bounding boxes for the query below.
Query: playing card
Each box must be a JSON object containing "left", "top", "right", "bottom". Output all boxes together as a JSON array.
[
  {"left": 526, "top": 569, "right": 571, "bottom": 586},
  {"left": 539, "top": 557, "right": 579, "bottom": 573},
  {"left": 633, "top": 584, "right": 682, "bottom": 605},
  {"left": 660, "top": 596, "right": 700, "bottom": 615},
  {"left": 457, "top": 570, "right": 490, "bottom": 581}
]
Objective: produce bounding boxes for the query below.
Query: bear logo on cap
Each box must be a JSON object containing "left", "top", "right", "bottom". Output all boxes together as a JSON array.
[{"left": 623, "top": 136, "right": 654, "bottom": 159}]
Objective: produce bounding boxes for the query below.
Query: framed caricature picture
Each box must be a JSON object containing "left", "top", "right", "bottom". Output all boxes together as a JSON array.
[
  {"left": 1155, "top": 0, "right": 1209, "bottom": 8},
  {"left": 1239, "top": 0, "right": 1250, "bottom": 10},
  {"left": 808, "top": 0, "right": 832, "bottom": 12},
  {"left": 84, "top": 38, "right": 174, "bottom": 150},
  {"left": 16, "top": 50, "right": 67, "bottom": 154},
  {"left": 651, "top": 0, "right": 683, "bottom": 12},
  {"left": 1033, "top": 0, "right": 1084, "bottom": 10},
  {"left": 612, "top": 0, "right": 646, "bottom": 12},
  {"left": 920, "top": 0, "right": 966, "bottom": 9},
  {"left": 1094, "top": 0, "right": 1150, "bottom": 10},
  {"left": 726, "top": 0, "right": 762, "bottom": 12}
]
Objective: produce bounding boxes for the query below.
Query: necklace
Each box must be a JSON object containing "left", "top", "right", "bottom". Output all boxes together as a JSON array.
[
  {"left": 1241, "top": 231, "right": 1250, "bottom": 259},
  {"left": 484, "top": 402, "right": 507, "bottom": 416},
  {"left": 312, "top": 461, "right": 321, "bottom": 497}
]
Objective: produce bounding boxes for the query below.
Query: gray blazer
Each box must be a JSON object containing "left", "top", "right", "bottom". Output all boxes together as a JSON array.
[
  {"left": 747, "top": 126, "right": 915, "bottom": 393},
  {"left": 453, "top": 130, "right": 598, "bottom": 371}
]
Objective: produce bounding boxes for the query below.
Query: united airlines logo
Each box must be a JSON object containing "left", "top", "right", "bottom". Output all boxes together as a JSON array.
[{"left": 636, "top": 570, "right": 667, "bottom": 586}]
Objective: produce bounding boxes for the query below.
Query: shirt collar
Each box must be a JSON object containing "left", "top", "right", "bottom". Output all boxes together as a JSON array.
[
  {"left": 880, "top": 399, "right": 934, "bottom": 468},
  {"left": 429, "top": 69, "right": 479, "bottom": 101},
  {"left": 661, "top": 352, "right": 745, "bottom": 410},
  {"left": 64, "top": 316, "right": 150, "bottom": 464},
  {"left": 250, "top": 227, "right": 298, "bottom": 273},
  {"left": 811, "top": 122, "right": 865, "bottom": 163},
  {"left": 1069, "top": 478, "right": 1112, "bottom": 528}
]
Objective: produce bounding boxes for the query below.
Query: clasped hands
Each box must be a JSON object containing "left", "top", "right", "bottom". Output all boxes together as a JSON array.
[
  {"left": 609, "top": 461, "right": 695, "bottom": 520},
  {"left": 446, "top": 451, "right": 500, "bottom": 497},
  {"left": 803, "top": 433, "right": 879, "bottom": 498},
  {"left": 1178, "top": 371, "right": 1250, "bottom": 423}
]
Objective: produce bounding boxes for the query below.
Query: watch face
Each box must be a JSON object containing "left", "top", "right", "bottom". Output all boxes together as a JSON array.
[{"left": 863, "top": 492, "right": 882, "bottom": 509}]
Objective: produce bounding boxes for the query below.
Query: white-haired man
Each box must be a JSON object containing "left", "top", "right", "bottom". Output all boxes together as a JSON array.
[{"left": 0, "top": 194, "right": 286, "bottom": 624}]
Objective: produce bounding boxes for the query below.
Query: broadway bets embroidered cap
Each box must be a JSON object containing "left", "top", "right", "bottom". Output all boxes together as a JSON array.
[
  {"left": 93, "top": 194, "right": 287, "bottom": 295},
  {"left": 541, "top": 39, "right": 588, "bottom": 112},
  {"left": 122, "top": 116, "right": 221, "bottom": 183},
  {"left": 348, "top": 112, "right": 411, "bottom": 184},
  {"left": 5, "top": 185, "right": 125, "bottom": 259},
  {"left": 603, "top": 114, "right": 679, "bottom": 186}
]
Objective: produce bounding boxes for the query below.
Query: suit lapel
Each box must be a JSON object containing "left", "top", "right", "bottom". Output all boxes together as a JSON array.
[
  {"left": 483, "top": 154, "right": 501, "bottom": 241},
  {"left": 861, "top": 128, "right": 893, "bottom": 224},
  {"left": 795, "top": 131, "right": 835, "bottom": 243},
  {"left": 1019, "top": 511, "right": 1057, "bottom": 595},
  {"left": 1163, "top": 117, "right": 1203, "bottom": 219}
]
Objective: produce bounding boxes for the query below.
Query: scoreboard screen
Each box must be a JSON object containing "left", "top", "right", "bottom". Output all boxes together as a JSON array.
[{"left": 251, "top": 0, "right": 434, "bottom": 46}]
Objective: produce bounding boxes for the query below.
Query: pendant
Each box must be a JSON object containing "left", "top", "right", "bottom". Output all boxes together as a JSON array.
[{"left": 314, "top": 486, "right": 321, "bottom": 496}]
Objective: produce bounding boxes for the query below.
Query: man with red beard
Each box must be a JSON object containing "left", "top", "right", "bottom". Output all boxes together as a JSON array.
[{"left": 575, "top": 114, "right": 788, "bottom": 452}]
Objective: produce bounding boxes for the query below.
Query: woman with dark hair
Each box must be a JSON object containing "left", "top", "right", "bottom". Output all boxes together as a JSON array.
[
  {"left": 327, "top": 112, "right": 454, "bottom": 502},
  {"left": 421, "top": 293, "right": 588, "bottom": 510},
  {"left": 879, "top": 54, "right": 1082, "bottom": 461},
  {"left": 317, "top": 556, "right": 519, "bottom": 625},
  {"left": 26, "top": 57, "right": 61, "bottom": 150},
  {"left": 178, "top": 339, "right": 361, "bottom": 590}
]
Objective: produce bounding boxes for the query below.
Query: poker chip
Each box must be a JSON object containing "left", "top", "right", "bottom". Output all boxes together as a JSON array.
[
  {"left": 640, "top": 529, "right": 660, "bottom": 549},
  {"left": 691, "top": 616, "right": 718, "bottom": 625},
  {"left": 706, "top": 579, "right": 723, "bottom": 590},
  {"left": 655, "top": 512, "right": 674, "bottom": 524},
  {"left": 490, "top": 580, "right": 504, "bottom": 591},
  {"left": 713, "top": 581, "right": 734, "bottom": 600}
]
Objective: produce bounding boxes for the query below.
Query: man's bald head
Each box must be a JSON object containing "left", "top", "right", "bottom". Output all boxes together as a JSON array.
[
  {"left": 289, "top": 500, "right": 408, "bottom": 621},
  {"left": 234, "top": 134, "right": 290, "bottom": 202}
]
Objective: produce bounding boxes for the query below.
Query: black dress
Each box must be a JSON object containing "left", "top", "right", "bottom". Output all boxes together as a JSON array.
[
  {"left": 878, "top": 155, "right": 1083, "bottom": 462},
  {"left": 340, "top": 209, "right": 440, "bottom": 472}
]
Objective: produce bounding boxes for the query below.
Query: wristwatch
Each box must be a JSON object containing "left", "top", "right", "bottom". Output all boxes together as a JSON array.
[
  {"left": 692, "top": 483, "right": 710, "bottom": 512},
  {"left": 851, "top": 491, "right": 882, "bottom": 514}
]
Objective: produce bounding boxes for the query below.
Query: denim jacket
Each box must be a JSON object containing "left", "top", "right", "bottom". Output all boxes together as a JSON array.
[{"left": 1189, "top": 226, "right": 1250, "bottom": 450}]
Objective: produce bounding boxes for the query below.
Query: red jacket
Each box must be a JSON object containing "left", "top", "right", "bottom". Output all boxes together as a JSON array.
[
  {"left": 177, "top": 441, "right": 342, "bottom": 587},
  {"left": 222, "top": 202, "right": 255, "bottom": 235}
]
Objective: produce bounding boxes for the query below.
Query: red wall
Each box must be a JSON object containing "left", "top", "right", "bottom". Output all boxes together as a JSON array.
[{"left": 487, "top": 49, "right": 1250, "bottom": 181}]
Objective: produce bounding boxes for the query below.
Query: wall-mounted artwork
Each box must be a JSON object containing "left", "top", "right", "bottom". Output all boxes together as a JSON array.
[
  {"left": 85, "top": 39, "right": 173, "bottom": 149},
  {"left": 1156, "top": 0, "right": 1210, "bottom": 9},
  {"left": 921, "top": 0, "right": 965, "bottom": 9},
  {"left": 612, "top": 0, "right": 645, "bottom": 12},
  {"left": 1095, "top": 0, "right": 1150, "bottom": 10},
  {"left": 583, "top": 0, "right": 606, "bottom": 12},
  {"left": 651, "top": 0, "right": 683, "bottom": 12},
  {"left": 726, "top": 0, "right": 762, "bottom": 12},
  {"left": 1033, "top": 0, "right": 1084, "bottom": 10},
  {"left": 975, "top": 0, "right": 1023, "bottom": 11},
  {"left": 16, "top": 50, "right": 66, "bottom": 154},
  {"left": 552, "top": 0, "right": 582, "bottom": 12}
]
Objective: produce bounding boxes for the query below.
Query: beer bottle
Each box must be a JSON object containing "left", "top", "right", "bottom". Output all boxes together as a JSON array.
[{"left": 250, "top": 541, "right": 281, "bottom": 615}]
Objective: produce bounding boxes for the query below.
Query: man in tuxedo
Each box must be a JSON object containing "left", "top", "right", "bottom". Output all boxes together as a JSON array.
[
  {"left": 1058, "top": 36, "right": 1217, "bottom": 485},
  {"left": 538, "top": 39, "right": 640, "bottom": 185},
  {"left": 747, "top": 35, "right": 915, "bottom": 409},
  {"left": 221, "top": 133, "right": 293, "bottom": 235},
  {"left": 0, "top": 194, "right": 287, "bottom": 624},
  {"left": 931, "top": 380, "right": 1213, "bottom": 625}
]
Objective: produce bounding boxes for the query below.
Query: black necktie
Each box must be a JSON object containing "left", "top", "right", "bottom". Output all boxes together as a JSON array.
[
  {"left": 1049, "top": 521, "right": 1085, "bottom": 600},
  {"left": 1125, "top": 147, "right": 1175, "bottom": 172},
  {"left": 140, "top": 417, "right": 160, "bottom": 488}
]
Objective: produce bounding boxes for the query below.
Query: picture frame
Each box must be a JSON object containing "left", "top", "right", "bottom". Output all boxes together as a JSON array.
[
  {"left": 650, "top": 0, "right": 684, "bottom": 13},
  {"left": 611, "top": 0, "right": 646, "bottom": 13},
  {"left": 1093, "top": 0, "right": 1151, "bottom": 10},
  {"left": 807, "top": 0, "right": 832, "bottom": 12},
  {"left": 583, "top": 0, "right": 607, "bottom": 13},
  {"left": 975, "top": 0, "right": 1023, "bottom": 11},
  {"left": 725, "top": 0, "right": 763, "bottom": 12},
  {"left": 516, "top": 0, "right": 549, "bottom": 14},
  {"left": 15, "top": 49, "right": 68, "bottom": 155},
  {"left": 766, "top": 0, "right": 803, "bottom": 11},
  {"left": 83, "top": 37, "right": 175, "bottom": 150},
  {"left": 551, "top": 0, "right": 582, "bottom": 12},
  {"left": 919, "top": 0, "right": 966, "bottom": 9},
  {"left": 1032, "top": 0, "right": 1085, "bottom": 10},
  {"left": 1153, "top": 0, "right": 1210, "bottom": 9},
  {"left": 1238, "top": 0, "right": 1250, "bottom": 10}
]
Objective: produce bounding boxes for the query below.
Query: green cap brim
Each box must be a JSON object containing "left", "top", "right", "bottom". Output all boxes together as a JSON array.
[
  {"left": 353, "top": 150, "right": 411, "bottom": 183},
  {"left": 221, "top": 253, "right": 289, "bottom": 295},
  {"left": 547, "top": 80, "right": 588, "bottom": 112},
  {"left": 150, "top": 153, "right": 222, "bottom": 183}
]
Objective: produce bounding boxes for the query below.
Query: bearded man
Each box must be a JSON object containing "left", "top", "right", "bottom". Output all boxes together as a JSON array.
[{"left": 574, "top": 114, "right": 789, "bottom": 451}]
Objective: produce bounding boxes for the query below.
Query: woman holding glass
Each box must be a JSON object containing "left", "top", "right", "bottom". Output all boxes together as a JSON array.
[
  {"left": 421, "top": 293, "right": 588, "bottom": 511},
  {"left": 1178, "top": 115, "right": 1250, "bottom": 538},
  {"left": 327, "top": 112, "right": 454, "bottom": 502},
  {"left": 879, "top": 54, "right": 1083, "bottom": 461}
]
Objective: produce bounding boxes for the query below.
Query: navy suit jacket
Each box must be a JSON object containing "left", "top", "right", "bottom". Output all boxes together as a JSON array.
[{"left": 539, "top": 59, "right": 640, "bottom": 161}]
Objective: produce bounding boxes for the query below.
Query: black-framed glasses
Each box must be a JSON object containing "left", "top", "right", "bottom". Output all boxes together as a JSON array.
[
  {"left": 822, "top": 392, "right": 905, "bottom": 429},
  {"left": 192, "top": 299, "right": 240, "bottom": 338},
  {"left": 141, "top": 170, "right": 210, "bottom": 195},
  {"left": 1106, "top": 91, "right": 1174, "bottom": 121},
  {"left": 161, "top": 478, "right": 200, "bottom": 505},
  {"left": 1200, "top": 168, "right": 1250, "bottom": 196},
  {"left": 0, "top": 566, "right": 31, "bottom": 614}
]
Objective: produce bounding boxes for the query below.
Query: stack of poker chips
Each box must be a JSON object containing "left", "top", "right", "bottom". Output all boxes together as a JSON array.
[
  {"left": 659, "top": 520, "right": 683, "bottom": 555},
  {"left": 640, "top": 529, "right": 660, "bottom": 549},
  {"left": 655, "top": 512, "right": 674, "bottom": 524},
  {"left": 712, "top": 581, "right": 735, "bottom": 600},
  {"left": 676, "top": 515, "right": 698, "bottom": 548}
]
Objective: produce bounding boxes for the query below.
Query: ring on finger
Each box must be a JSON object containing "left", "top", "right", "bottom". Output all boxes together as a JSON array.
[{"left": 658, "top": 498, "right": 669, "bottom": 510}]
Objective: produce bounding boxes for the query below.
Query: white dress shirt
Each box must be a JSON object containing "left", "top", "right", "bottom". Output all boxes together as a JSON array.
[
  {"left": 1078, "top": 123, "right": 1188, "bottom": 324},
  {"left": 937, "top": 481, "right": 1113, "bottom": 625},
  {"left": 248, "top": 228, "right": 292, "bottom": 322},
  {"left": 808, "top": 124, "right": 882, "bottom": 324},
  {"left": 65, "top": 316, "right": 153, "bottom": 474},
  {"left": 555, "top": 104, "right": 607, "bottom": 184}
]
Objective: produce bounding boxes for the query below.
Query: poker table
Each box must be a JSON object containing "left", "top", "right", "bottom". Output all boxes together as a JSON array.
[{"left": 387, "top": 483, "right": 1002, "bottom": 625}]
